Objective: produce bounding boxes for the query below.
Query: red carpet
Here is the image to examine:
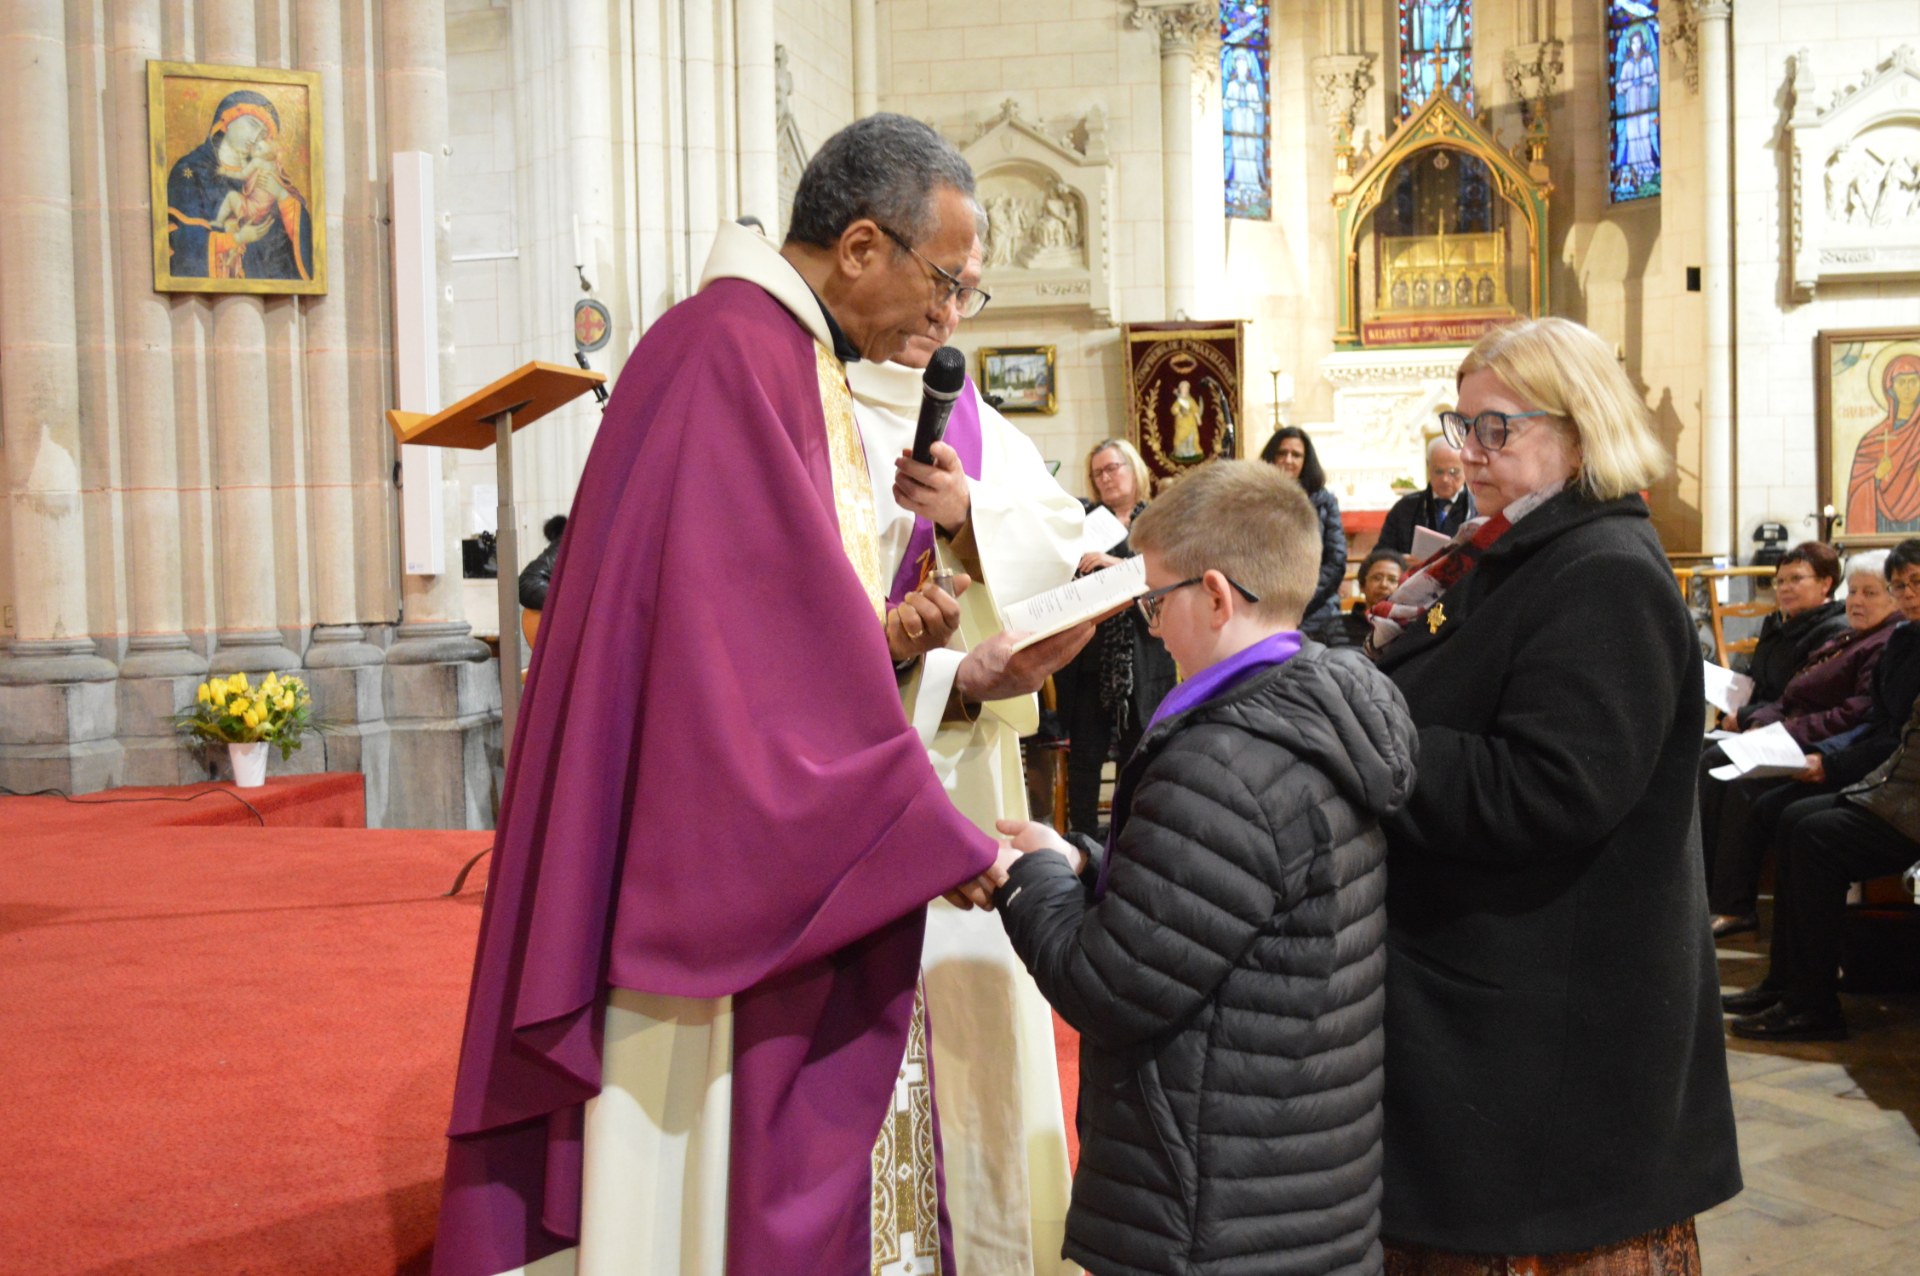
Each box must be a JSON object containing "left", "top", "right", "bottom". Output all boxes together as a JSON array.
[
  {"left": 0, "top": 777, "right": 1083, "bottom": 1273},
  {"left": 0, "top": 772, "right": 367, "bottom": 834}
]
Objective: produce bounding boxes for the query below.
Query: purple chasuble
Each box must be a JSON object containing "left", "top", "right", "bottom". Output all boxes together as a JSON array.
[
  {"left": 1095, "top": 630, "right": 1303, "bottom": 899},
  {"left": 430, "top": 278, "right": 996, "bottom": 1276},
  {"left": 886, "top": 380, "right": 984, "bottom": 607}
]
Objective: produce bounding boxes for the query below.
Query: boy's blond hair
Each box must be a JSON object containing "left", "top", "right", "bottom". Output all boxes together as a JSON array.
[
  {"left": 1129, "top": 461, "right": 1319, "bottom": 626},
  {"left": 1457, "top": 318, "right": 1671, "bottom": 500}
]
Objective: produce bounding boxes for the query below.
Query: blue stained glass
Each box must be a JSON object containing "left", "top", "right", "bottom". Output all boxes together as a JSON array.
[
  {"left": 1607, "top": 0, "right": 1661, "bottom": 202},
  {"left": 1397, "top": 0, "right": 1474, "bottom": 118},
  {"left": 1222, "top": 0, "right": 1270, "bottom": 220}
]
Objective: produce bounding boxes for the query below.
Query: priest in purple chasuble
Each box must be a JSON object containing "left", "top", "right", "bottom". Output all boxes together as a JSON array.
[
  {"left": 430, "top": 115, "right": 1093, "bottom": 1276},
  {"left": 848, "top": 236, "right": 1087, "bottom": 1275}
]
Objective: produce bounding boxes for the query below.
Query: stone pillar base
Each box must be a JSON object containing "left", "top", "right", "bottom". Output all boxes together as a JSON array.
[
  {"left": 383, "top": 655, "right": 500, "bottom": 830},
  {"left": 306, "top": 659, "right": 393, "bottom": 825},
  {"left": 210, "top": 629, "right": 302, "bottom": 675},
  {"left": 0, "top": 640, "right": 124, "bottom": 794},
  {"left": 305, "top": 624, "right": 386, "bottom": 669},
  {"left": 117, "top": 671, "right": 213, "bottom": 787}
]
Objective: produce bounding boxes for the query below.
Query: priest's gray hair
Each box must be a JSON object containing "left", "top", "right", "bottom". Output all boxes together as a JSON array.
[{"left": 786, "top": 113, "right": 977, "bottom": 251}]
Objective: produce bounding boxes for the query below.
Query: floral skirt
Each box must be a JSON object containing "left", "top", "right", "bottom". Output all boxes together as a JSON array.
[{"left": 1384, "top": 1219, "right": 1701, "bottom": 1276}]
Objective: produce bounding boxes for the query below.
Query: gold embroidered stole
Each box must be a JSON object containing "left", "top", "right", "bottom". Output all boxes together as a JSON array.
[{"left": 814, "top": 344, "right": 885, "bottom": 620}]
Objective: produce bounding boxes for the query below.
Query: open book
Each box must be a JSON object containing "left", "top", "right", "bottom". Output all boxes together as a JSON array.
[{"left": 1002, "top": 555, "right": 1149, "bottom": 652}]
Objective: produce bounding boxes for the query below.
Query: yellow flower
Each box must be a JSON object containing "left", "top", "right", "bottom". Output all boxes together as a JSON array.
[
  {"left": 244, "top": 709, "right": 261, "bottom": 729},
  {"left": 262, "top": 673, "right": 280, "bottom": 695},
  {"left": 196, "top": 683, "right": 211, "bottom": 705},
  {"left": 230, "top": 697, "right": 250, "bottom": 717},
  {"left": 211, "top": 685, "right": 229, "bottom": 708},
  {"left": 227, "top": 672, "right": 247, "bottom": 694},
  {"left": 279, "top": 692, "right": 295, "bottom": 712}
]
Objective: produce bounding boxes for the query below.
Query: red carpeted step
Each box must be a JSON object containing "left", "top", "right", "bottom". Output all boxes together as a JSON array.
[
  {"left": 0, "top": 772, "right": 367, "bottom": 834},
  {"left": 0, "top": 825, "right": 486, "bottom": 1275}
]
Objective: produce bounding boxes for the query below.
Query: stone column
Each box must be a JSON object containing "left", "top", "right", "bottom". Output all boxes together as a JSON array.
[
  {"left": 852, "top": 0, "right": 878, "bottom": 117},
  {"left": 384, "top": 0, "right": 498, "bottom": 829},
  {"left": 0, "top": 0, "right": 122, "bottom": 793},
  {"left": 108, "top": 0, "right": 210, "bottom": 784},
  {"left": 1697, "top": 0, "right": 1733, "bottom": 556},
  {"left": 1130, "top": 2, "right": 1214, "bottom": 319},
  {"left": 295, "top": 0, "right": 389, "bottom": 810},
  {"left": 199, "top": 1, "right": 301, "bottom": 676},
  {"left": 736, "top": 0, "right": 778, "bottom": 224}
]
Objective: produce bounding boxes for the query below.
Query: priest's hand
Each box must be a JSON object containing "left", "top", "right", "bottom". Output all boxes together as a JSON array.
[
  {"left": 1078, "top": 552, "right": 1121, "bottom": 575},
  {"left": 995, "top": 818, "right": 1085, "bottom": 876},
  {"left": 886, "top": 578, "right": 969, "bottom": 664},
  {"left": 894, "top": 442, "right": 971, "bottom": 537},
  {"left": 953, "top": 617, "right": 1105, "bottom": 703},
  {"left": 942, "top": 841, "right": 1022, "bottom": 911}
]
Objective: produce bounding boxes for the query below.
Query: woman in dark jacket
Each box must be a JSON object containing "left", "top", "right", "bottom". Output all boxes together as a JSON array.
[
  {"left": 1058, "top": 438, "right": 1178, "bottom": 836},
  {"left": 1263, "top": 426, "right": 1347, "bottom": 638},
  {"left": 1726, "top": 540, "right": 1848, "bottom": 723},
  {"left": 1368, "top": 319, "right": 1740, "bottom": 1272}
]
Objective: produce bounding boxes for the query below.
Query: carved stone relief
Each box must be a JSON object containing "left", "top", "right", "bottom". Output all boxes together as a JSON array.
[
  {"left": 1312, "top": 54, "right": 1376, "bottom": 189},
  {"left": 1309, "top": 348, "right": 1471, "bottom": 508},
  {"left": 1790, "top": 45, "right": 1920, "bottom": 298},
  {"left": 959, "top": 100, "right": 1115, "bottom": 323},
  {"left": 775, "top": 45, "right": 807, "bottom": 235}
]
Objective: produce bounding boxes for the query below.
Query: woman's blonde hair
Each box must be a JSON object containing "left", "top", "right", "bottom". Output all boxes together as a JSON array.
[
  {"left": 1087, "top": 437, "right": 1151, "bottom": 507},
  {"left": 1457, "top": 318, "right": 1670, "bottom": 501}
]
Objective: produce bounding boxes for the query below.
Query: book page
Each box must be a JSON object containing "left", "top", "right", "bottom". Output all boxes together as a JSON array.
[
  {"left": 1410, "top": 524, "right": 1452, "bottom": 562},
  {"left": 1075, "top": 505, "right": 1128, "bottom": 557},
  {"left": 1707, "top": 721, "right": 1806, "bottom": 780},
  {"left": 1701, "top": 660, "right": 1755, "bottom": 715},
  {"left": 1003, "top": 556, "right": 1148, "bottom": 652}
]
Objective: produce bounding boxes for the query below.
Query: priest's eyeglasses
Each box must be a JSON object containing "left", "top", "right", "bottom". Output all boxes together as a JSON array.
[
  {"left": 1439, "top": 409, "right": 1554, "bottom": 452},
  {"left": 878, "top": 225, "right": 992, "bottom": 319},
  {"left": 1136, "top": 575, "right": 1261, "bottom": 626}
]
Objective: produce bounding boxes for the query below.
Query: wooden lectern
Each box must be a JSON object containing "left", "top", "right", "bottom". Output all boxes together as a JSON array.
[{"left": 387, "top": 360, "right": 605, "bottom": 750}]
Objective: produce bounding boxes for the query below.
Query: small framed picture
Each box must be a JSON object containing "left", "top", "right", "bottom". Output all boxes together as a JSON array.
[
  {"left": 978, "top": 345, "right": 1058, "bottom": 415},
  {"left": 148, "top": 60, "right": 326, "bottom": 294},
  {"left": 1818, "top": 326, "right": 1920, "bottom": 547}
]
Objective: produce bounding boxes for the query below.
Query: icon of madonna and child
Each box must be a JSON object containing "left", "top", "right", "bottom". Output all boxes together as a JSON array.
[
  {"left": 1841, "top": 341, "right": 1920, "bottom": 536},
  {"left": 152, "top": 71, "right": 324, "bottom": 294}
]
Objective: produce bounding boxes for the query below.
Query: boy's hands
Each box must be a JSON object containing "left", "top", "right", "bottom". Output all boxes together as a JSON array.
[
  {"left": 942, "top": 840, "right": 1023, "bottom": 911},
  {"left": 995, "top": 818, "right": 1085, "bottom": 876}
]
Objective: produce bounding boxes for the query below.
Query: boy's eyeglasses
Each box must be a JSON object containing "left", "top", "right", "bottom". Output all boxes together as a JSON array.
[
  {"left": 1439, "top": 409, "right": 1554, "bottom": 452},
  {"left": 1136, "top": 575, "right": 1261, "bottom": 626},
  {"left": 876, "top": 224, "right": 992, "bottom": 318}
]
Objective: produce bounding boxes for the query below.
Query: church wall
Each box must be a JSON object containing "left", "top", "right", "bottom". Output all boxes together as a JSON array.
[
  {"left": 1727, "top": 2, "right": 1920, "bottom": 554},
  {"left": 778, "top": 0, "right": 857, "bottom": 150}
]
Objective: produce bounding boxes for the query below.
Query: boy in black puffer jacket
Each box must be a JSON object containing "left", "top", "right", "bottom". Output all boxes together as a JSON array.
[{"left": 987, "top": 461, "right": 1417, "bottom": 1276}]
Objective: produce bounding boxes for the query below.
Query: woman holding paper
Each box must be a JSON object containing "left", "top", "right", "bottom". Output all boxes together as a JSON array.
[
  {"left": 1059, "top": 438, "right": 1177, "bottom": 836},
  {"left": 1367, "top": 319, "right": 1740, "bottom": 1272}
]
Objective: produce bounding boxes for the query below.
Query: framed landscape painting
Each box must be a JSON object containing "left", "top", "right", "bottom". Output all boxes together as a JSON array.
[
  {"left": 148, "top": 60, "right": 326, "bottom": 294},
  {"left": 1818, "top": 326, "right": 1920, "bottom": 547},
  {"left": 979, "top": 346, "right": 1058, "bottom": 415}
]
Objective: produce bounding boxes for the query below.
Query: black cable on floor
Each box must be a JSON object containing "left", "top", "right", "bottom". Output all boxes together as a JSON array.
[{"left": 0, "top": 784, "right": 268, "bottom": 827}]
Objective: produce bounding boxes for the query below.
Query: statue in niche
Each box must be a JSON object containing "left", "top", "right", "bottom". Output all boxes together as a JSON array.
[
  {"left": 1827, "top": 139, "right": 1920, "bottom": 228},
  {"left": 984, "top": 194, "right": 1030, "bottom": 266},
  {"left": 1433, "top": 277, "right": 1450, "bottom": 306},
  {"left": 1036, "top": 185, "right": 1081, "bottom": 251},
  {"left": 1477, "top": 273, "right": 1495, "bottom": 305},
  {"left": 1413, "top": 278, "right": 1430, "bottom": 307},
  {"left": 1392, "top": 278, "right": 1410, "bottom": 307},
  {"left": 1170, "top": 380, "right": 1205, "bottom": 462}
]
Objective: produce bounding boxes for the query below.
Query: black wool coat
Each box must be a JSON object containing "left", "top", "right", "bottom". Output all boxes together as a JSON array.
[
  {"left": 1371, "top": 490, "right": 1742, "bottom": 1256},
  {"left": 998, "top": 646, "right": 1417, "bottom": 1276},
  {"left": 1744, "top": 599, "right": 1848, "bottom": 709}
]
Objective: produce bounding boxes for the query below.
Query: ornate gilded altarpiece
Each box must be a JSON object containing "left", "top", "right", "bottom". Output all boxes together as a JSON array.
[
  {"left": 1123, "top": 322, "right": 1246, "bottom": 492},
  {"left": 1333, "top": 93, "right": 1549, "bottom": 348}
]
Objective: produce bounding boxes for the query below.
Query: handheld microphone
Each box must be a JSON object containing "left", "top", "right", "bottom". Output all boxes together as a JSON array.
[{"left": 911, "top": 346, "right": 968, "bottom": 464}]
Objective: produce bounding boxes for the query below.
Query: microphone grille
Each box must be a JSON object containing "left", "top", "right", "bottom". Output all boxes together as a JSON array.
[{"left": 924, "top": 346, "right": 967, "bottom": 395}]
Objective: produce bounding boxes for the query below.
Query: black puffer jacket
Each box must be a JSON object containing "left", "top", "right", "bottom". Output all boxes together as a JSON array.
[{"left": 997, "top": 645, "right": 1417, "bottom": 1276}]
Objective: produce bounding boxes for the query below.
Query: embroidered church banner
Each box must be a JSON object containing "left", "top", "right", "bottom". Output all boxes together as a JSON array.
[
  {"left": 1123, "top": 322, "right": 1245, "bottom": 492},
  {"left": 147, "top": 61, "right": 326, "bottom": 295}
]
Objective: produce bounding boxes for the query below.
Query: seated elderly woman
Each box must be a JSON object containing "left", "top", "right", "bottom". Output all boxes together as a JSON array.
[
  {"left": 1368, "top": 318, "right": 1739, "bottom": 1272},
  {"left": 1706, "top": 540, "right": 1920, "bottom": 939},
  {"left": 1703, "top": 550, "right": 1901, "bottom": 937},
  {"left": 1723, "top": 541, "right": 1848, "bottom": 728}
]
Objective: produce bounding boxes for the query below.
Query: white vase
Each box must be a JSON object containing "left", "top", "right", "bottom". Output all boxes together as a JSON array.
[{"left": 228, "top": 741, "right": 269, "bottom": 788}]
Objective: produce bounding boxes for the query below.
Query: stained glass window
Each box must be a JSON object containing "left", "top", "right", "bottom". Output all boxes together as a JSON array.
[
  {"left": 1607, "top": 0, "right": 1661, "bottom": 202},
  {"left": 1222, "top": 0, "right": 1270, "bottom": 220},
  {"left": 1397, "top": 0, "right": 1473, "bottom": 119}
]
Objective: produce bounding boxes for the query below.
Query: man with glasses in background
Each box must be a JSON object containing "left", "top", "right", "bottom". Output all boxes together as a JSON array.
[{"left": 1378, "top": 434, "right": 1476, "bottom": 556}]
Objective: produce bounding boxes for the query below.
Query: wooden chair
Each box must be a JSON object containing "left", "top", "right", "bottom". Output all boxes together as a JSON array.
[
  {"left": 519, "top": 609, "right": 540, "bottom": 684},
  {"left": 1696, "top": 566, "right": 1777, "bottom": 668}
]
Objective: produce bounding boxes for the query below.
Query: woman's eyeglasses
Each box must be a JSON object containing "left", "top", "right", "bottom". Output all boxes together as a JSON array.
[
  {"left": 1136, "top": 575, "right": 1261, "bottom": 626},
  {"left": 1091, "top": 461, "right": 1129, "bottom": 481},
  {"left": 1439, "top": 409, "right": 1554, "bottom": 452}
]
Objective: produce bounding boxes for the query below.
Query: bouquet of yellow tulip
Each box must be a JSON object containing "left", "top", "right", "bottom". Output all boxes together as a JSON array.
[{"left": 175, "top": 671, "right": 316, "bottom": 760}]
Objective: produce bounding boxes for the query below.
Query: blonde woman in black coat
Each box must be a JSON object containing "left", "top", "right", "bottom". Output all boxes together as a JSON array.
[{"left": 1367, "top": 319, "right": 1741, "bottom": 1275}]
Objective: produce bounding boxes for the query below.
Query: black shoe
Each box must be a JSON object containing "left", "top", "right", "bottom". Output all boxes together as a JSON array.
[
  {"left": 1721, "top": 985, "right": 1784, "bottom": 1015},
  {"left": 1711, "top": 913, "right": 1759, "bottom": 940},
  {"left": 1729, "top": 1002, "right": 1848, "bottom": 1042}
]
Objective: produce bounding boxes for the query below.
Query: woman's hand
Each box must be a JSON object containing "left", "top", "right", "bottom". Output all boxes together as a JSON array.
[
  {"left": 1793, "top": 753, "right": 1826, "bottom": 784},
  {"left": 1078, "top": 551, "right": 1121, "bottom": 575},
  {"left": 885, "top": 578, "right": 969, "bottom": 664},
  {"left": 1720, "top": 709, "right": 1742, "bottom": 732},
  {"left": 996, "top": 818, "right": 1085, "bottom": 875}
]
